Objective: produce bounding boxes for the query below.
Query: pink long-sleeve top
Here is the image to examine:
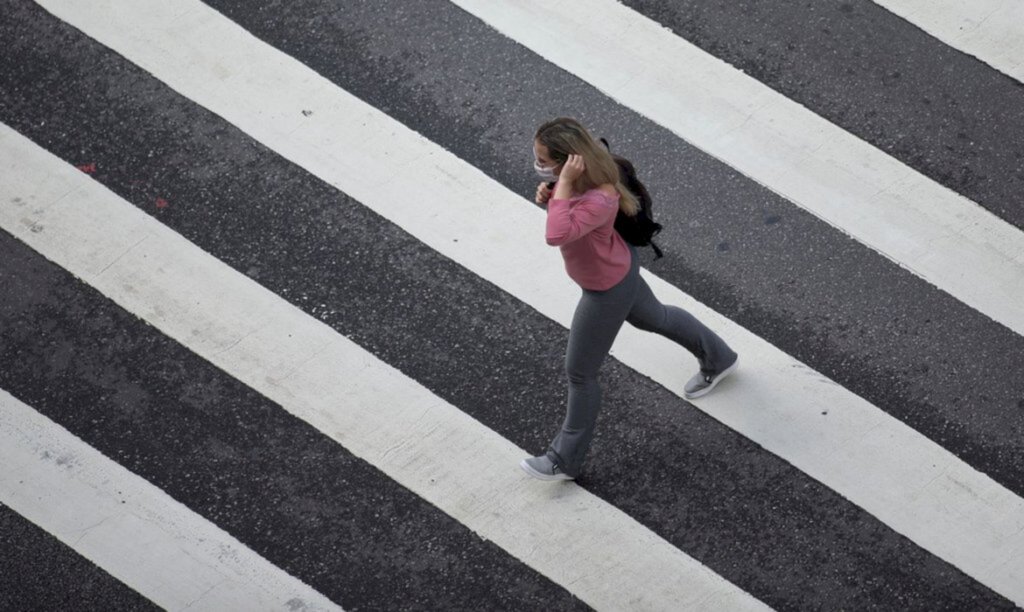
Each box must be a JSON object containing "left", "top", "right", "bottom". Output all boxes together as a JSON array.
[{"left": 545, "top": 186, "right": 631, "bottom": 291}]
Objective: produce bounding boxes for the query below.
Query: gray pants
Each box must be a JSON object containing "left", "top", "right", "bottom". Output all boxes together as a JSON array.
[{"left": 547, "top": 249, "right": 737, "bottom": 477}]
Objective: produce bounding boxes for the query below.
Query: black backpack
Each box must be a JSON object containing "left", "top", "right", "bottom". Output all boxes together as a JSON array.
[{"left": 601, "top": 138, "right": 664, "bottom": 259}]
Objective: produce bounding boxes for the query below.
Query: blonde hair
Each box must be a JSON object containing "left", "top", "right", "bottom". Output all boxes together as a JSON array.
[{"left": 535, "top": 117, "right": 639, "bottom": 217}]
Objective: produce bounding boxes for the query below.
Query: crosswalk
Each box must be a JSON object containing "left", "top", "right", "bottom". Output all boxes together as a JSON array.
[
  {"left": 454, "top": 0, "right": 1024, "bottom": 337},
  {"left": 0, "top": 389, "right": 340, "bottom": 611},
  {"left": 1, "top": 122, "right": 769, "bottom": 610},
  {"left": 2, "top": 0, "right": 1023, "bottom": 609},
  {"left": 873, "top": 0, "right": 1024, "bottom": 81}
]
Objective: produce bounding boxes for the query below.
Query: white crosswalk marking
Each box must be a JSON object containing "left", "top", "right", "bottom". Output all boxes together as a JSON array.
[
  {"left": 450, "top": 0, "right": 1024, "bottom": 338},
  {"left": 0, "top": 123, "right": 771, "bottom": 612},
  {"left": 0, "top": 388, "right": 341, "bottom": 612},
  {"left": 4, "top": 0, "right": 1024, "bottom": 607},
  {"left": 24, "top": 0, "right": 1024, "bottom": 604},
  {"left": 873, "top": 0, "right": 1024, "bottom": 82}
]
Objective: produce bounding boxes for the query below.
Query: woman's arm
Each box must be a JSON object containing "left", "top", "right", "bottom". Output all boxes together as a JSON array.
[
  {"left": 544, "top": 154, "right": 617, "bottom": 246},
  {"left": 551, "top": 153, "right": 584, "bottom": 202},
  {"left": 534, "top": 181, "right": 553, "bottom": 208},
  {"left": 545, "top": 190, "right": 617, "bottom": 246}
]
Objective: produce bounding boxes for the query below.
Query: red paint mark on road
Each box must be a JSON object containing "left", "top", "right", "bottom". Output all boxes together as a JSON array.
[
  {"left": 76, "top": 163, "right": 97, "bottom": 174},
  {"left": 155, "top": 197, "right": 169, "bottom": 209}
]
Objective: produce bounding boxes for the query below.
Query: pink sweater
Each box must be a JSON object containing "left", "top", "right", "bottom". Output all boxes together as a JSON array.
[{"left": 545, "top": 187, "right": 631, "bottom": 291}]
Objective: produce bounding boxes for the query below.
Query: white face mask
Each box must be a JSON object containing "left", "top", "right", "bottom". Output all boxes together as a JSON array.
[{"left": 533, "top": 159, "right": 558, "bottom": 182}]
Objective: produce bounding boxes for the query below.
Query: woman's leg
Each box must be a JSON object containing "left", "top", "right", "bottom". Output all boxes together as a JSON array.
[
  {"left": 547, "top": 278, "right": 635, "bottom": 476},
  {"left": 625, "top": 276, "right": 737, "bottom": 377}
]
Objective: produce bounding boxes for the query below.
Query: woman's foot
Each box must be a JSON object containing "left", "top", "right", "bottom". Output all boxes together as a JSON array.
[
  {"left": 520, "top": 455, "right": 574, "bottom": 481},
  {"left": 684, "top": 356, "right": 739, "bottom": 399}
]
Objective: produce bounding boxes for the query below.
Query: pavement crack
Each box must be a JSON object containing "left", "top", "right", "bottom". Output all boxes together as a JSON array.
[
  {"left": 96, "top": 234, "right": 150, "bottom": 278},
  {"left": 211, "top": 328, "right": 258, "bottom": 358},
  {"left": 72, "top": 514, "right": 115, "bottom": 546},
  {"left": 919, "top": 463, "right": 952, "bottom": 494},
  {"left": 972, "top": 5, "right": 1002, "bottom": 31},
  {"left": 380, "top": 439, "right": 407, "bottom": 462},
  {"left": 183, "top": 578, "right": 227, "bottom": 609},
  {"left": 271, "top": 339, "right": 334, "bottom": 384}
]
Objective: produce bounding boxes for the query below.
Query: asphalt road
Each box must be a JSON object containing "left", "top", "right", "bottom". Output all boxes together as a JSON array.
[{"left": 1, "top": 0, "right": 1021, "bottom": 609}]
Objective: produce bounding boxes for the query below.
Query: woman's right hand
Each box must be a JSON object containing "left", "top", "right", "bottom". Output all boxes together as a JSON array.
[{"left": 535, "top": 181, "right": 553, "bottom": 206}]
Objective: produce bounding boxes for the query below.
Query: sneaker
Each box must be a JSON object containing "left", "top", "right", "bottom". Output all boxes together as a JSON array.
[
  {"left": 683, "top": 356, "right": 738, "bottom": 400},
  {"left": 519, "top": 455, "right": 574, "bottom": 481}
]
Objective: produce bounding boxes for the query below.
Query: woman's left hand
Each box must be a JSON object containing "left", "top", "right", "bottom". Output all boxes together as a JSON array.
[
  {"left": 559, "top": 154, "right": 585, "bottom": 183},
  {"left": 535, "top": 181, "right": 552, "bottom": 206}
]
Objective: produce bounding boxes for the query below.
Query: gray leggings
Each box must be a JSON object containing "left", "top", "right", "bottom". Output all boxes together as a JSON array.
[{"left": 547, "top": 249, "right": 736, "bottom": 477}]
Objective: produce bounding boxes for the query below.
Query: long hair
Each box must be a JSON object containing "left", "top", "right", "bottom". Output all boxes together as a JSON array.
[{"left": 534, "top": 117, "right": 639, "bottom": 217}]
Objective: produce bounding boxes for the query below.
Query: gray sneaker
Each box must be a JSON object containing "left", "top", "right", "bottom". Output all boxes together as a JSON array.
[
  {"left": 684, "top": 357, "right": 738, "bottom": 400},
  {"left": 520, "top": 455, "right": 574, "bottom": 481}
]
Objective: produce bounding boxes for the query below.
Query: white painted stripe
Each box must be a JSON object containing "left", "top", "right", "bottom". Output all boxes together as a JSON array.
[
  {"left": 0, "top": 127, "right": 769, "bottom": 611},
  {"left": 0, "top": 389, "right": 340, "bottom": 612},
  {"left": 445, "top": 0, "right": 1024, "bottom": 339},
  {"left": 873, "top": 0, "right": 1024, "bottom": 83},
  {"left": 27, "top": 0, "right": 1024, "bottom": 604}
]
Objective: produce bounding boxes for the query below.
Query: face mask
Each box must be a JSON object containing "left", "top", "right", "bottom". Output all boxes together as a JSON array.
[{"left": 534, "top": 159, "right": 558, "bottom": 182}]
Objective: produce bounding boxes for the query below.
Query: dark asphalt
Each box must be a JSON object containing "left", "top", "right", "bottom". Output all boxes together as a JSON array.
[
  {"left": 0, "top": 2, "right": 1017, "bottom": 609},
  {"left": 195, "top": 0, "right": 1024, "bottom": 496},
  {"left": 0, "top": 232, "right": 587, "bottom": 611},
  {"left": 3, "top": 0, "right": 1023, "bottom": 609},
  {"left": 620, "top": 0, "right": 1024, "bottom": 229}
]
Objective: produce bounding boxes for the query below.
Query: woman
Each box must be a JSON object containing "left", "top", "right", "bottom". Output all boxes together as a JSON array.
[{"left": 520, "top": 117, "right": 739, "bottom": 482}]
